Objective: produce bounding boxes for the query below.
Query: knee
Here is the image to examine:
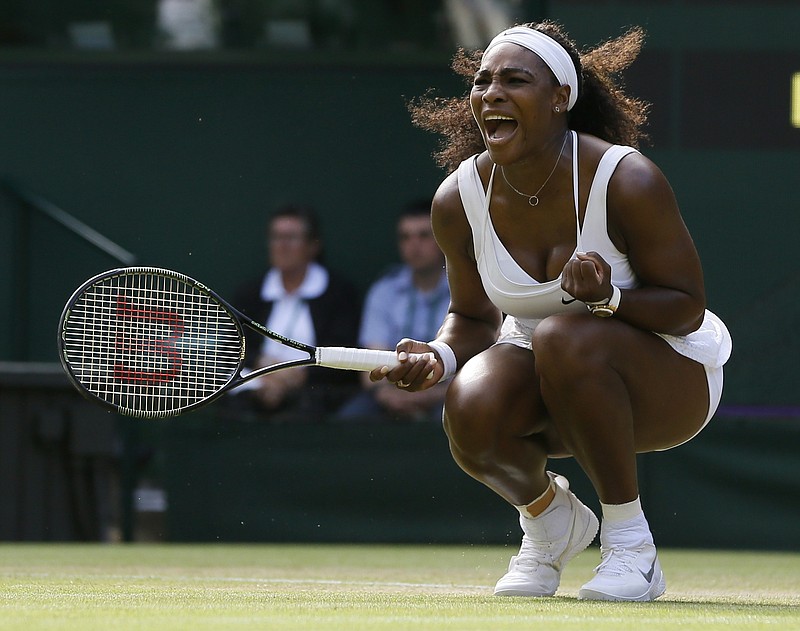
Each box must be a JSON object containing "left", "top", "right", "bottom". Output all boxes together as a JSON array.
[
  {"left": 443, "top": 374, "right": 493, "bottom": 447},
  {"left": 442, "top": 373, "right": 504, "bottom": 469},
  {"left": 532, "top": 314, "right": 609, "bottom": 381}
]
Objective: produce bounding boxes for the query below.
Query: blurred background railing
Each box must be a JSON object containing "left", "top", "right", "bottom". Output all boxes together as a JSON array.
[{"left": 0, "top": 1, "right": 547, "bottom": 55}]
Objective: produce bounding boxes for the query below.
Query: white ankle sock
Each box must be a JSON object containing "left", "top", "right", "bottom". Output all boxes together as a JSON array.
[
  {"left": 515, "top": 477, "right": 556, "bottom": 520},
  {"left": 600, "top": 496, "right": 643, "bottom": 524},
  {"left": 600, "top": 497, "right": 655, "bottom": 547}
]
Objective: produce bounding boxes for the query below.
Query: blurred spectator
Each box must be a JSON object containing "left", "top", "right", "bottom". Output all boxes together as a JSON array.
[
  {"left": 226, "top": 203, "right": 360, "bottom": 421},
  {"left": 336, "top": 199, "right": 450, "bottom": 422}
]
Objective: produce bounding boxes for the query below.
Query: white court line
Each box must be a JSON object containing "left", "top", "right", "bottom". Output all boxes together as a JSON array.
[
  {"left": 1, "top": 571, "right": 489, "bottom": 591},
  {"left": 209, "top": 576, "right": 489, "bottom": 590}
]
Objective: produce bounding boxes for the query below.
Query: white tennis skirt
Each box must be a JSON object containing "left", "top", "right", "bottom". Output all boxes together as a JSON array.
[{"left": 496, "top": 309, "right": 731, "bottom": 449}]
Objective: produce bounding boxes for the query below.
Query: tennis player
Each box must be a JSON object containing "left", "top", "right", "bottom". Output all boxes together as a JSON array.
[{"left": 373, "top": 21, "right": 732, "bottom": 601}]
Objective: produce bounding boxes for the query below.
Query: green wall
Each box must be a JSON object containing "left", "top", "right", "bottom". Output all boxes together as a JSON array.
[
  {"left": 1, "top": 0, "right": 799, "bottom": 410},
  {"left": 0, "top": 56, "right": 462, "bottom": 361},
  {"left": 156, "top": 410, "right": 800, "bottom": 549},
  {"left": 0, "top": 1, "right": 798, "bottom": 547}
]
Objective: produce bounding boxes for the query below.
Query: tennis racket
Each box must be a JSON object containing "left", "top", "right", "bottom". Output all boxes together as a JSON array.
[{"left": 58, "top": 267, "right": 428, "bottom": 418}]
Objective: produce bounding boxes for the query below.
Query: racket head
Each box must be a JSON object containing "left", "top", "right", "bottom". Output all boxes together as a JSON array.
[{"left": 58, "top": 267, "right": 245, "bottom": 418}]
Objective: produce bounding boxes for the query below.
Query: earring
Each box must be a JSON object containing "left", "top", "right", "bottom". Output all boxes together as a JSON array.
[{"left": 554, "top": 106, "right": 560, "bottom": 113}]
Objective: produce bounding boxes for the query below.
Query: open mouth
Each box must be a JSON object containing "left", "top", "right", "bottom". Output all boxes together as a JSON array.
[{"left": 484, "top": 114, "right": 518, "bottom": 140}]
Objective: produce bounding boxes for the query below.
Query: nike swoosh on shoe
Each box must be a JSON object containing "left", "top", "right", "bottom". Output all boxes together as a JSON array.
[{"left": 640, "top": 559, "right": 656, "bottom": 583}]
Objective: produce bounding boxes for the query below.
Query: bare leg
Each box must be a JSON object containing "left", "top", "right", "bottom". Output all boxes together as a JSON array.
[
  {"left": 531, "top": 312, "right": 710, "bottom": 504},
  {"left": 444, "top": 313, "right": 710, "bottom": 601},
  {"left": 443, "top": 343, "right": 552, "bottom": 506},
  {"left": 443, "top": 344, "right": 602, "bottom": 598}
]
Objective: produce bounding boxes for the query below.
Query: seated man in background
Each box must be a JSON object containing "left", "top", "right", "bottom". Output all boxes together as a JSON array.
[
  {"left": 227, "top": 203, "right": 360, "bottom": 421},
  {"left": 336, "top": 200, "right": 450, "bottom": 422}
]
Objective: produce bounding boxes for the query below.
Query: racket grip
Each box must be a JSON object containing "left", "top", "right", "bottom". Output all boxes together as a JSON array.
[{"left": 316, "top": 347, "right": 431, "bottom": 372}]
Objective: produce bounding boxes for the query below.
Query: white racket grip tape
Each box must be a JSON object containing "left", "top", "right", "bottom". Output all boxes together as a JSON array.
[{"left": 316, "top": 347, "right": 432, "bottom": 372}]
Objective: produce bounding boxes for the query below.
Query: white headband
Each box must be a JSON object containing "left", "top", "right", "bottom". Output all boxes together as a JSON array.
[{"left": 484, "top": 26, "right": 579, "bottom": 111}]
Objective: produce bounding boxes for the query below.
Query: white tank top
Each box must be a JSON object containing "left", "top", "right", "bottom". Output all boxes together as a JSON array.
[
  {"left": 455, "top": 132, "right": 732, "bottom": 369},
  {"left": 456, "top": 131, "right": 638, "bottom": 321}
]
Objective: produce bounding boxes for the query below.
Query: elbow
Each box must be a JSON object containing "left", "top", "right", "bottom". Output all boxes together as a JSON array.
[{"left": 668, "top": 297, "right": 706, "bottom": 336}]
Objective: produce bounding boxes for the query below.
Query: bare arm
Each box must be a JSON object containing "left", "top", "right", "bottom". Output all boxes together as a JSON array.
[
  {"left": 562, "top": 152, "right": 706, "bottom": 336},
  {"left": 428, "top": 169, "right": 503, "bottom": 358},
  {"left": 376, "top": 170, "right": 502, "bottom": 390}
]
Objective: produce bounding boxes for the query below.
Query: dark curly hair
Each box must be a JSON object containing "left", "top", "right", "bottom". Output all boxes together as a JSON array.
[{"left": 408, "top": 21, "right": 650, "bottom": 172}]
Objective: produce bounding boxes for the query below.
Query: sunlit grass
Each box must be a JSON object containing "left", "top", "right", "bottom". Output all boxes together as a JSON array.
[{"left": 1, "top": 544, "right": 798, "bottom": 630}]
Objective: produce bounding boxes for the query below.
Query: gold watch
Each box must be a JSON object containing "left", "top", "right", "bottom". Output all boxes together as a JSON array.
[{"left": 587, "top": 285, "right": 621, "bottom": 318}]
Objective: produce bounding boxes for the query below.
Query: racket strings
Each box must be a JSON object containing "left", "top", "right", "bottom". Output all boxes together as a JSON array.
[{"left": 62, "top": 272, "right": 242, "bottom": 417}]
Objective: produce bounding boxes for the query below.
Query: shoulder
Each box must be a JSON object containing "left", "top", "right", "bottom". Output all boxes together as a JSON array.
[
  {"left": 431, "top": 171, "right": 469, "bottom": 256},
  {"left": 370, "top": 264, "right": 407, "bottom": 287},
  {"left": 431, "top": 153, "right": 487, "bottom": 230},
  {"left": 365, "top": 266, "right": 406, "bottom": 303},
  {"left": 579, "top": 133, "right": 676, "bottom": 214},
  {"left": 432, "top": 153, "right": 490, "bottom": 260},
  {"left": 431, "top": 169, "right": 461, "bottom": 232},
  {"left": 608, "top": 150, "right": 677, "bottom": 216}
]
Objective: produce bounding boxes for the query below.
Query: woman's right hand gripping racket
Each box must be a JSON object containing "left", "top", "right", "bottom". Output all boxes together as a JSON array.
[{"left": 58, "top": 267, "right": 434, "bottom": 418}]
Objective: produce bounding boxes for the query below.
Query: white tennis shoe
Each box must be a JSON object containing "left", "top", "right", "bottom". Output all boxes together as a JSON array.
[
  {"left": 493, "top": 473, "right": 599, "bottom": 597},
  {"left": 578, "top": 525, "right": 666, "bottom": 601}
]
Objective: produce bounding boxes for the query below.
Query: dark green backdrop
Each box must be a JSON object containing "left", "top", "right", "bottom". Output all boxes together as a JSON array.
[
  {"left": 0, "top": 0, "right": 798, "bottom": 545},
  {"left": 2, "top": 1, "right": 799, "bottom": 407},
  {"left": 0, "top": 58, "right": 460, "bottom": 358}
]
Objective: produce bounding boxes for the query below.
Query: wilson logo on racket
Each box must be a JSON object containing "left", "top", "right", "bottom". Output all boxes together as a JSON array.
[{"left": 113, "top": 296, "right": 185, "bottom": 384}]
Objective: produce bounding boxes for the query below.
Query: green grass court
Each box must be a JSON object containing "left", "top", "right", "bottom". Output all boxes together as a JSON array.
[{"left": 1, "top": 544, "right": 798, "bottom": 630}]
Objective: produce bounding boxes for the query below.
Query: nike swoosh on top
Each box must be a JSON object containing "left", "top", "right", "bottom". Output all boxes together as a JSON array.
[{"left": 561, "top": 297, "right": 577, "bottom": 305}]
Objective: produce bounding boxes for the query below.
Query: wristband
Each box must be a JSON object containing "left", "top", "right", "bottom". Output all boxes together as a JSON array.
[
  {"left": 427, "top": 340, "right": 457, "bottom": 381},
  {"left": 587, "top": 285, "right": 622, "bottom": 317}
]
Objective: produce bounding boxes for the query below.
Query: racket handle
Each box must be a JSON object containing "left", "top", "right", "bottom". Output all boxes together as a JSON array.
[{"left": 316, "top": 347, "right": 431, "bottom": 372}]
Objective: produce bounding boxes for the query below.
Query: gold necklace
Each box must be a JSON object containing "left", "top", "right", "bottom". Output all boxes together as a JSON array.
[{"left": 500, "top": 132, "right": 569, "bottom": 207}]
